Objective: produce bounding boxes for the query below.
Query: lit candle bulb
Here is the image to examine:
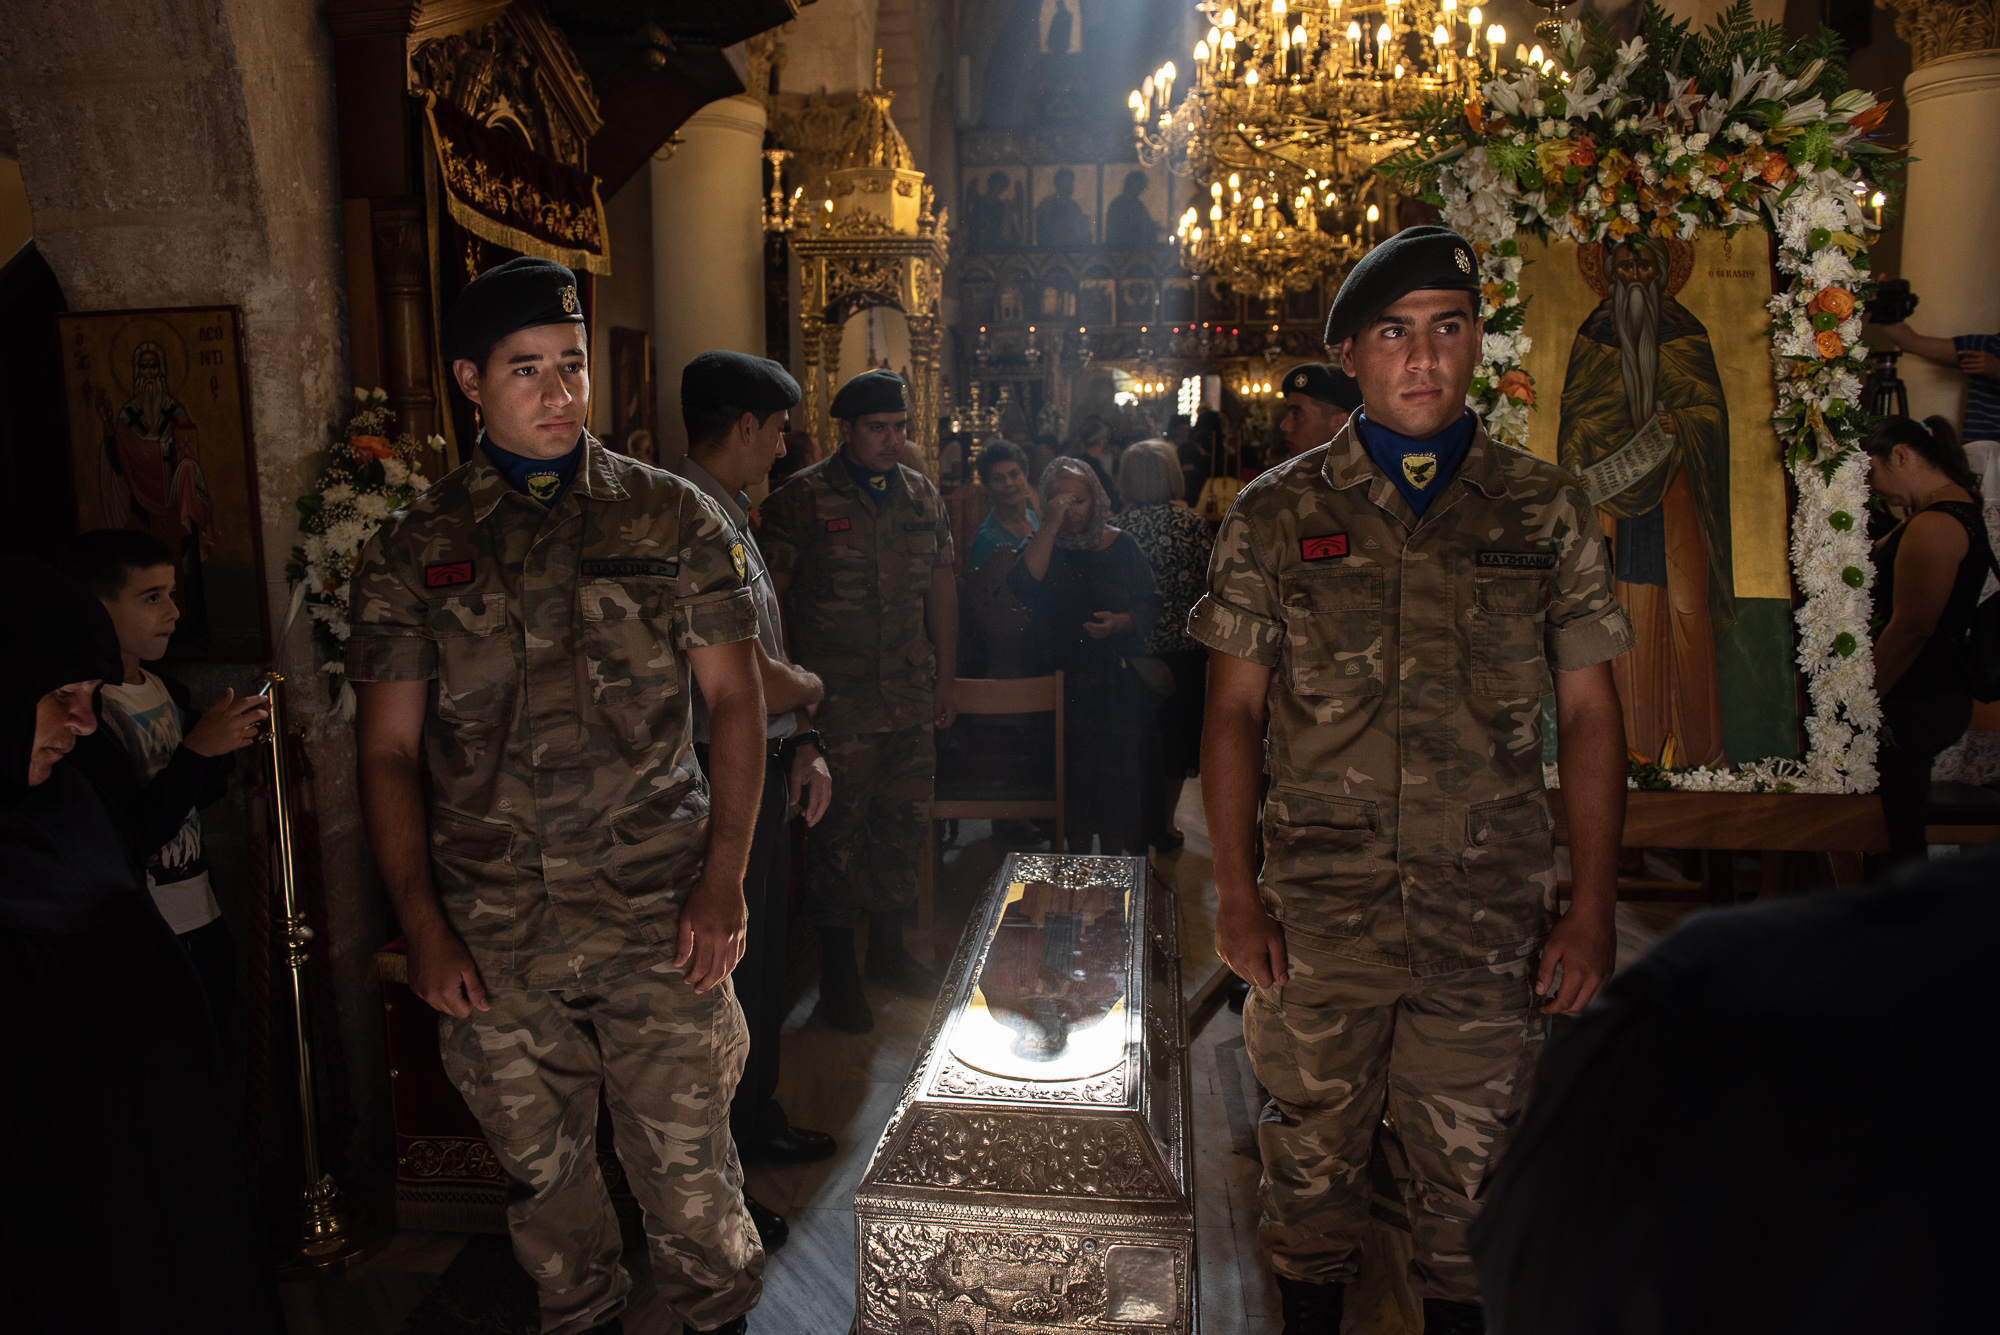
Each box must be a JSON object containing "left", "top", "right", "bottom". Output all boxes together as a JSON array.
[
  {"left": 1212, "top": 181, "right": 1224, "bottom": 197},
  {"left": 1229, "top": 171, "right": 1240, "bottom": 189},
  {"left": 1141, "top": 74, "right": 1154, "bottom": 107},
  {"left": 1468, "top": 5, "right": 1481, "bottom": 25},
  {"left": 1245, "top": 65, "right": 1259, "bottom": 86},
  {"left": 1515, "top": 42, "right": 1528, "bottom": 64},
  {"left": 1366, "top": 203, "right": 1380, "bottom": 222},
  {"left": 1347, "top": 19, "right": 1363, "bottom": 65},
  {"left": 1272, "top": 0, "right": 1286, "bottom": 14},
  {"left": 1129, "top": 89, "right": 1145, "bottom": 122},
  {"left": 1529, "top": 44, "right": 1544, "bottom": 66},
  {"left": 1207, "top": 25, "right": 1221, "bottom": 46},
  {"left": 1434, "top": 23, "right": 1448, "bottom": 45},
  {"left": 1376, "top": 23, "right": 1391, "bottom": 69},
  {"left": 1194, "top": 38, "right": 1209, "bottom": 62},
  {"left": 1210, "top": 202, "right": 1223, "bottom": 221},
  {"left": 1488, "top": 23, "right": 1504, "bottom": 49},
  {"left": 1220, "top": 7, "right": 1236, "bottom": 26}
]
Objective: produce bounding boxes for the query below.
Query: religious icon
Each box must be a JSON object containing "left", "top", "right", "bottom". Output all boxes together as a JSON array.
[
  {"left": 1039, "top": 0, "right": 1082, "bottom": 53},
  {"left": 610, "top": 326, "right": 656, "bottom": 464},
  {"left": 964, "top": 167, "right": 1027, "bottom": 251},
  {"left": 58, "top": 306, "right": 268, "bottom": 660},
  {"left": 1103, "top": 168, "right": 1162, "bottom": 248},
  {"left": 974, "top": 878, "right": 1127, "bottom": 1062},
  {"left": 1033, "top": 166, "right": 1094, "bottom": 248},
  {"left": 1556, "top": 238, "right": 1732, "bottom": 767}
]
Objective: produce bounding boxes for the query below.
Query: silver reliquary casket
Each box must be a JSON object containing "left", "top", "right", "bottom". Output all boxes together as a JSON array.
[{"left": 854, "top": 853, "right": 1196, "bottom": 1335}]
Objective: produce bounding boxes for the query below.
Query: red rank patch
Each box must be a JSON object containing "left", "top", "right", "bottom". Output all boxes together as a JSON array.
[
  {"left": 424, "top": 560, "right": 474, "bottom": 588},
  {"left": 1299, "top": 534, "right": 1348, "bottom": 562},
  {"left": 826, "top": 517, "right": 852, "bottom": 533}
]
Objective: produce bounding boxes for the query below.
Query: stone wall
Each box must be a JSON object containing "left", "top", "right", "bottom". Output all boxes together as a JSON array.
[{"left": 0, "top": 0, "right": 388, "bottom": 1174}]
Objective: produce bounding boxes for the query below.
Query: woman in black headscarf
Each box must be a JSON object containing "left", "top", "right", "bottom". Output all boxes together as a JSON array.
[{"left": 0, "top": 561, "right": 282, "bottom": 1334}]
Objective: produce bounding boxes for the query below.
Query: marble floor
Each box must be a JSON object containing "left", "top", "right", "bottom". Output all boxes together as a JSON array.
[{"left": 281, "top": 782, "right": 1699, "bottom": 1335}]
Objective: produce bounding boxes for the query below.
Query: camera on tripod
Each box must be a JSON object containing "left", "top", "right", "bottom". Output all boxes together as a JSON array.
[
  {"left": 1865, "top": 278, "right": 1920, "bottom": 327},
  {"left": 1862, "top": 280, "right": 1920, "bottom": 418}
]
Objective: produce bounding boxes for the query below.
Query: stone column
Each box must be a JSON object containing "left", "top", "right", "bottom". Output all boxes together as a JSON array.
[
  {"left": 1880, "top": 0, "right": 2000, "bottom": 424},
  {"left": 650, "top": 94, "right": 768, "bottom": 465}
]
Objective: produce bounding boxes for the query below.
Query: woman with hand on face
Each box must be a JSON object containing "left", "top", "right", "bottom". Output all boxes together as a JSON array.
[
  {"left": 1009, "top": 457, "right": 1164, "bottom": 853},
  {"left": 1864, "top": 415, "right": 1994, "bottom": 868}
]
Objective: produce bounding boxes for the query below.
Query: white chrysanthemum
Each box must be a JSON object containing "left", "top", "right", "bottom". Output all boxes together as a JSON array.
[{"left": 323, "top": 483, "right": 355, "bottom": 505}]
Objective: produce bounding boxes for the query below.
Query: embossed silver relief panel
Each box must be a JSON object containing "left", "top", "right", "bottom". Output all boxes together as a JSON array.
[{"left": 857, "top": 854, "right": 1195, "bottom": 1333}]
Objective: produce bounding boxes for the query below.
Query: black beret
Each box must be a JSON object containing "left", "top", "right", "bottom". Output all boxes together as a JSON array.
[
  {"left": 1282, "top": 362, "right": 1363, "bottom": 411},
  {"left": 829, "top": 369, "right": 908, "bottom": 420},
  {"left": 440, "top": 256, "right": 585, "bottom": 366},
  {"left": 681, "top": 350, "right": 801, "bottom": 415},
  {"left": 1323, "top": 225, "right": 1481, "bottom": 348}
]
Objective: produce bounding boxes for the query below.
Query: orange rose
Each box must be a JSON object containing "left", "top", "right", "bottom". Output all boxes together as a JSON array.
[
  {"left": 1809, "top": 286, "right": 1856, "bottom": 320},
  {"left": 1759, "top": 155, "right": 1791, "bottom": 185},
  {"left": 1496, "top": 369, "right": 1536, "bottom": 405},
  {"left": 351, "top": 434, "right": 395, "bottom": 461},
  {"left": 1815, "top": 329, "right": 1846, "bottom": 359},
  {"left": 1570, "top": 136, "right": 1597, "bottom": 168}
]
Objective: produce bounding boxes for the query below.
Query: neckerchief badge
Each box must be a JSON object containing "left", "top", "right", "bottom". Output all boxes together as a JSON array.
[
  {"left": 527, "top": 473, "right": 562, "bottom": 502},
  {"left": 869, "top": 473, "right": 889, "bottom": 492},
  {"left": 1402, "top": 453, "right": 1438, "bottom": 489}
]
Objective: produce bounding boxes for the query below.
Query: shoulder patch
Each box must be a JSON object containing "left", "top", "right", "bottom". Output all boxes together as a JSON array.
[
  {"left": 1477, "top": 550, "right": 1557, "bottom": 570},
  {"left": 424, "top": 560, "right": 474, "bottom": 589},
  {"left": 826, "top": 517, "right": 852, "bottom": 533},
  {"left": 1300, "top": 534, "right": 1349, "bottom": 562},
  {"left": 581, "top": 557, "right": 678, "bottom": 579}
]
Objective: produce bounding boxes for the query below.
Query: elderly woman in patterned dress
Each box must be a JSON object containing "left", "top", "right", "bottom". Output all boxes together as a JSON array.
[{"left": 1116, "top": 439, "right": 1215, "bottom": 847}]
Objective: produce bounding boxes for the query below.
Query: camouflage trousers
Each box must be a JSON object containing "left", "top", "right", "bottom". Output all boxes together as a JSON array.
[
  {"left": 1243, "top": 941, "right": 1545, "bottom": 1302},
  {"left": 805, "top": 725, "right": 934, "bottom": 928},
  {"left": 439, "top": 964, "right": 763, "bottom": 1332}
]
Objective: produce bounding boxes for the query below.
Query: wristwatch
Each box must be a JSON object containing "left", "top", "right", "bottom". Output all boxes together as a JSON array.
[{"left": 781, "top": 729, "right": 826, "bottom": 764}]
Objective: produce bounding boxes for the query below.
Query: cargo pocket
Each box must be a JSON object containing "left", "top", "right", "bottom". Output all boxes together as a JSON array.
[
  {"left": 1470, "top": 571, "right": 1554, "bottom": 699},
  {"left": 429, "top": 808, "right": 520, "bottom": 939},
  {"left": 901, "top": 525, "right": 939, "bottom": 580},
  {"left": 580, "top": 578, "right": 681, "bottom": 746},
  {"left": 1279, "top": 567, "right": 1384, "bottom": 698},
  {"left": 1465, "top": 789, "right": 1555, "bottom": 944},
  {"left": 608, "top": 777, "right": 710, "bottom": 946},
  {"left": 1260, "top": 786, "right": 1380, "bottom": 941},
  {"left": 427, "top": 595, "right": 515, "bottom": 726}
]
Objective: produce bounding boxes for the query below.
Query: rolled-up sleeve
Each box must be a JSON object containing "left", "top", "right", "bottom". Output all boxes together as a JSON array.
[
  {"left": 1186, "top": 501, "right": 1285, "bottom": 666},
  {"left": 676, "top": 490, "right": 760, "bottom": 649},
  {"left": 1544, "top": 482, "right": 1636, "bottom": 672},
  {"left": 343, "top": 522, "right": 437, "bottom": 682}
]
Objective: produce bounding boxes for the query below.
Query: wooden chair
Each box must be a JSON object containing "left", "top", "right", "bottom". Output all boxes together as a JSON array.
[{"left": 919, "top": 673, "right": 1065, "bottom": 929}]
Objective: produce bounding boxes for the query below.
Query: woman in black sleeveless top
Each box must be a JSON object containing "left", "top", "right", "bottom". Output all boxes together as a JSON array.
[{"left": 1865, "top": 415, "right": 1992, "bottom": 865}]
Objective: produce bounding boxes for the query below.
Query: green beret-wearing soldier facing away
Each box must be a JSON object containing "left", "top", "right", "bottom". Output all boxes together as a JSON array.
[
  {"left": 1191, "top": 226, "right": 1636, "bottom": 1335},
  {"left": 757, "top": 369, "right": 959, "bottom": 1035},
  {"left": 345, "top": 256, "right": 768, "bottom": 1335}
]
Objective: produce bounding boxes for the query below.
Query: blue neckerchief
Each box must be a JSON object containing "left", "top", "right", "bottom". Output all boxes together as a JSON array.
[
  {"left": 481, "top": 434, "right": 582, "bottom": 507},
  {"left": 841, "top": 449, "right": 896, "bottom": 506},
  {"left": 1356, "top": 410, "right": 1475, "bottom": 518}
]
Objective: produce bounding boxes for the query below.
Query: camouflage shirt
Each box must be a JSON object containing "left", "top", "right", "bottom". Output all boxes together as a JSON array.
[
  {"left": 757, "top": 454, "right": 955, "bottom": 735},
  {"left": 344, "top": 433, "right": 759, "bottom": 989},
  {"left": 1189, "top": 419, "right": 1634, "bottom": 976}
]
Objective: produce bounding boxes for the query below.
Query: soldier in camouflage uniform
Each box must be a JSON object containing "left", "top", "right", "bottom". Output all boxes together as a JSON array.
[
  {"left": 757, "top": 369, "right": 958, "bottom": 1035},
  {"left": 1192, "top": 228, "right": 1635, "bottom": 1335},
  {"left": 347, "top": 258, "right": 767, "bottom": 1335}
]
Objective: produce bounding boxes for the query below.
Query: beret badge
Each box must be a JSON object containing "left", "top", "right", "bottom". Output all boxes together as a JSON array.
[
  {"left": 560, "top": 284, "right": 580, "bottom": 314},
  {"left": 1454, "top": 248, "right": 1473, "bottom": 274}
]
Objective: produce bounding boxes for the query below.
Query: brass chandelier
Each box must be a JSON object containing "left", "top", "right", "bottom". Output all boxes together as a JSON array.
[{"left": 1133, "top": 0, "right": 1510, "bottom": 300}]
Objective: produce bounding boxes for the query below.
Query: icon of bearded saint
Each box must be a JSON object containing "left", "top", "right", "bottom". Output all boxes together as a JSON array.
[
  {"left": 99, "top": 341, "right": 215, "bottom": 609},
  {"left": 1557, "top": 238, "right": 1733, "bottom": 768}
]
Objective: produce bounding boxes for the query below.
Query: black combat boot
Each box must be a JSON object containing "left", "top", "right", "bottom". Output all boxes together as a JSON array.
[
  {"left": 863, "top": 910, "right": 940, "bottom": 998},
  {"left": 1275, "top": 1276, "right": 1345, "bottom": 1334},
  {"left": 814, "top": 926, "right": 873, "bottom": 1033},
  {"left": 682, "top": 1318, "right": 746, "bottom": 1335},
  {"left": 1422, "top": 1297, "right": 1487, "bottom": 1334},
  {"left": 744, "top": 1191, "right": 788, "bottom": 1251}
]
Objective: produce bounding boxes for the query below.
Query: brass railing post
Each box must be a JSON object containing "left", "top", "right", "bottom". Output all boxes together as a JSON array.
[{"left": 259, "top": 671, "right": 374, "bottom": 1271}]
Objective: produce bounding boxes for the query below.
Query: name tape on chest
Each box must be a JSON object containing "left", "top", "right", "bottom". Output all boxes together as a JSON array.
[
  {"left": 825, "top": 517, "right": 852, "bottom": 533},
  {"left": 424, "top": 560, "right": 474, "bottom": 588},
  {"left": 1299, "top": 534, "right": 1349, "bottom": 562},
  {"left": 903, "top": 522, "right": 934, "bottom": 533},
  {"left": 581, "top": 557, "right": 678, "bottom": 579},
  {"left": 1477, "top": 550, "right": 1557, "bottom": 570}
]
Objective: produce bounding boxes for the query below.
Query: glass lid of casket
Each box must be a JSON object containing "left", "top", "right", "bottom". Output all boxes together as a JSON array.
[{"left": 947, "top": 874, "right": 1132, "bottom": 1082}]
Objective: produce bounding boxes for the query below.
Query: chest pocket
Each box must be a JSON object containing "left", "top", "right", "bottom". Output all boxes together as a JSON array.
[
  {"left": 579, "top": 578, "right": 681, "bottom": 745},
  {"left": 900, "top": 521, "right": 939, "bottom": 579},
  {"left": 1280, "top": 567, "right": 1385, "bottom": 697},
  {"left": 426, "top": 593, "right": 515, "bottom": 724},
  {"left": 1469, "top": 570, "right": 1554, "bottom": 699}
]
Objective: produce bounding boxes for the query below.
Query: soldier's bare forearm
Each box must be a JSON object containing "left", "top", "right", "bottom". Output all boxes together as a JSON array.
[
  {"left": 752, "top": 637, "right": 822, "bottom": 714},
  {"left": 354, "top": 680, "right": 454, "bottom": 940},
  {"left": 1202, "top": 651, "right": 1273, "bottom": 903},
  {"left": 1553, "top": 662, "right": 1626, "bottom": 915},
  {"left": 688, "top": 641, "right": 765, "bottom": 889},
  {"left": 927, "top": 567, "right": 959, "bottom": 682}
]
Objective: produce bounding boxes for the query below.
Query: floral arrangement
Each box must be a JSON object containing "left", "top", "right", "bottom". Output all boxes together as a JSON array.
[
  {"left": 286, "top": 388, "right": 445, "bottom": 711},
  {"left": 1382, "top": 1, "right": 1897, "bottom": 793}
]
